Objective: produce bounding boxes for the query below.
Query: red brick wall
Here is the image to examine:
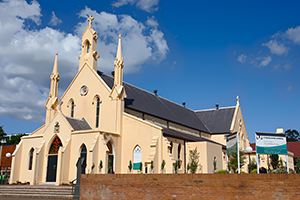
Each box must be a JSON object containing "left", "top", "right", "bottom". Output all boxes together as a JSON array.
[
  {"left": 1, "top": 145, "right": 16, "bottom": 170},
  {"left": 81, "top": 174, "right": 300, "bottom": 200}
]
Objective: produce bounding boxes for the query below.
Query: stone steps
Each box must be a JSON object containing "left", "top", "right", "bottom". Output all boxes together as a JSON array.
[{"left": 0, "top": 185, "right": 74, "bottom": 199}]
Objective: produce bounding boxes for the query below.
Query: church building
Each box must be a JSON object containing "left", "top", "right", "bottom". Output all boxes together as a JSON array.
[{"left": 10, "top": 16, "right": 249, "bottom": 185}]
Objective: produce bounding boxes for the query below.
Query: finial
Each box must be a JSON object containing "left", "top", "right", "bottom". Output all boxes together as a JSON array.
[
  {"left": 116, "top": 34, "right": 123, "bottom": 60},
  {"left": 52, "top": 51, "right": 58, "bottom": 75},
  {"left": 87, "top": 15, "right": 94, "bottom": 27},
  {"left": 236, "top": 96, "right": 239, "bottom": 102}
]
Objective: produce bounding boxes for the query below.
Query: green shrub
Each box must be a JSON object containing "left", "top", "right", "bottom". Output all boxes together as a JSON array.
[
  {"left": 250, "top": 169, "right": 257, "bottom": 174},
  {"left": 216, "top": 170, "right": 228, "bottom": 174}
]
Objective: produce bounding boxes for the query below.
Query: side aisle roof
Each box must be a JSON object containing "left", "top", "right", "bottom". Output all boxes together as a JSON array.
[{"left": 196, "top": 107, "right": 235, "bottom": 134}]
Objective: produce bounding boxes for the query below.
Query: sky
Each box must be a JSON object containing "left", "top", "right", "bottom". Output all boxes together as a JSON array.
[{"left": 0, "top": 0, "right": 299, "bottom": 143}]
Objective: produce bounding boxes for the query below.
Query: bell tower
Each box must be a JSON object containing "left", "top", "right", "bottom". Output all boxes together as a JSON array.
[{"left": 78, "top": 15, "right": 100, "bottom": 72}]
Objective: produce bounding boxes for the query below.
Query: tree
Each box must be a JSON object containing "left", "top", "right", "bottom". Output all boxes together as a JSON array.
[
  {"left": 5, "top": 133, "right": 27, "bottom": 145},
  {"left": 0, "top": 126, "right": 7, "bottom": 145},
  {"left": 248, "top": 158, "right": 257, "bottom": 173},
  {"left": 270, "top": 154, "right": 279, "bottom": 170},
  {"left": 188, "top": 147, "right": 201, "bottom": 174},
  {"left": 294, "top": 157, "right": 300, "bottom": 174},
  {"left": 228, "top": 150, "right": 246, "bottom": 173},
  {"left": 285, "top": 129, "right": 300, "bottom": 142},
  {"left": 128, "top": 160, "right": 132, "bottom": 172}
]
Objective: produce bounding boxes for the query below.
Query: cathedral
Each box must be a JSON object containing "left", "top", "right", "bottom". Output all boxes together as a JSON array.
[{"left": 10, "top": 16, "right": 249, "bottom": 185}]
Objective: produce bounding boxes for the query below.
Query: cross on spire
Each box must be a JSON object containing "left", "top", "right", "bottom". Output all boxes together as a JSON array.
[{"left": 87, "top": 15, "right": 94, "bottom": 27}]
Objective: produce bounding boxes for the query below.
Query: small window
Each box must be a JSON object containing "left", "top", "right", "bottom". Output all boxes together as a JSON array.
[
  {"left": 28, "top": 148, "right": 34, "bottom": 170},
  {"left": 95, "top": 98, "right": 100, "bottom": 128},
  {"left": 80, "top": 144, "right": 87, "bottom": 161},
  {"left": 178, "top": 143, "right": 181, "bottom": 160},
  {"left": 170, "top": 142, "right": 173, "bottom": 154},
  {"left": 71, "top": 101, "right": 74, "bottom": 117}
]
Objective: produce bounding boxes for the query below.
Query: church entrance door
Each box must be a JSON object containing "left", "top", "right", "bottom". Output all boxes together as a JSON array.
[
  {"left": 46, "top": 136, "right": 62, "bottom": 182},
  {"left": 46, "top": 155, "right": 58, "bottom": 182}
]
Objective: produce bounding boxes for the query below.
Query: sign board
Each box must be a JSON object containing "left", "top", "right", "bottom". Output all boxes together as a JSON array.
[
  {"left": 255, "top": 132, "right": 287, "bottom": 155},
  {"left": 226, "top": 133, "right": 238, "bottom": 155}
]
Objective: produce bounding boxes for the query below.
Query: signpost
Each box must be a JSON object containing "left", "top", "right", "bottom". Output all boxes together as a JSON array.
[
  {"left": 255, "top": 132, "right": 288, "bottom": 174},
  {"left": 226, "top": 132, "right": 239, "bottom": 173}
]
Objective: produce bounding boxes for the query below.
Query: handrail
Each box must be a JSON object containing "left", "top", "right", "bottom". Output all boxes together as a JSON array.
[{"left": 71, "top": 178, "right": 76, "bottom": 195}]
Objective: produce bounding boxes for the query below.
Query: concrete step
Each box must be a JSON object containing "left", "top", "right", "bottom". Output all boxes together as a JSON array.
[{"left": 0, "top": 185, "right": 74, "bottom": 199}]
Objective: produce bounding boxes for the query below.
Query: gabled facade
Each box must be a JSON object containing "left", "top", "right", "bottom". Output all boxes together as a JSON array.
[{"left": 10, "top": 16, "right": 250, "bottom": 185}]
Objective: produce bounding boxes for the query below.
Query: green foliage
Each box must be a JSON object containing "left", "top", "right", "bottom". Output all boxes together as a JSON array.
[
  {"left": 248, "top": 158, "right": 257, "bottom": 173},
  {"left": 250, "top": 169, "right": 257, "bottom": 174},
  {"left": 294, "top": 157, "right": 300, "bottom": 174},
  {"left": 213, "top": 159, "right": 217, "bottom": 172},
  {"left": 174, "top": 160, "right": 178, "bottom": 173},
  {"left": 270, "top": 154, "right": 279, "bottom": 170},
  {"left": 128, "top": 160, "right": 132, "bottom": 172},
  {"left": 0, "top": 126, "right": 7, "bottom": 145},
  {"left": 5, "top": 133, "right": 27, "bottom": 145},
  {"left": 216, "top": 170, "right": 228, "bottom": 174},
  {"left": 271, "top": 167, "right": 295, "bottom": 174},
  {"left": 150, "top": 160, "right": 154, "bottom": 173},
  {"left": 99, "top": 160, "right": 103, "bottom": 169},
  {"left": 188, "top": 147, "right": 201, "bottom": 174},
  {"left": 285, "top": 129, "right": 300, "bottom": 142},
  {"left": 139, "top": 162, "right": 143, "bottom": 172},
  {"left": 161, "top": 160, "right": 166, "bottom": 173},
  {"left": 228, "top": 150, "right": 246, "bottom": 173}
]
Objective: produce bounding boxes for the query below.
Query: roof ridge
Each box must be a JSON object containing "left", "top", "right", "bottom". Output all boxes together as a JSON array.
[{"left": 195, "top": 106, "right": 235, "bottom": 112}]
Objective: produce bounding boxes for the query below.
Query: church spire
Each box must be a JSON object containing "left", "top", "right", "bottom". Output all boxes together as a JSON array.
[
  {"left": 45, "top": 52, "right": 60, "bottom": 125},
  {"left": 114, "top": 34, "right": 124, "bottom": 86},
  {"left": 78, "top": 15, "right": 100, "bottom": 72}
]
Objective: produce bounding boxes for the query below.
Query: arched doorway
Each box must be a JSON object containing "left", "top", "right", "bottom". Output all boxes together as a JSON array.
[
  {"left": 46, "top": 136, "right": 62, "bottom": 182},
  {"left": 107, "top": 141, "right": 114, "bottom": 174}
]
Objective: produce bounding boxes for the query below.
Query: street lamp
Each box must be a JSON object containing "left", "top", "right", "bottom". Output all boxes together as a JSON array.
[
  {"left": 245, "top": 146, "right": 253, "bottom": 173},
  {"left": 4, "top": 152, "right": 11, "bottom": 184}
]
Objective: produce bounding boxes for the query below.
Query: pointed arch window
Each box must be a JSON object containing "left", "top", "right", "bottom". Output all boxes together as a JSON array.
[
  {"left": 170, "top": 141, "right": 173, "bottom": 154},
  {"left": 71, "top": 101, "right": 74, "bottom": 117},
  {"left": 49, "top": 136, "right": 62, "bottom": 155},
  {"left": 80, "top": 144, "right": 87, "bottom": 161},
  {"left": 133, "top": 145, "right": 142, "bottom": 170},
  {"left": 178, "top": 143, "right": 181, "bottom": 160},
  {"left": 28, "top": 148, "right": 34, "bottom": 170},
  {"left": 95, "top": 97, "right": 100, "bottom": 128}
]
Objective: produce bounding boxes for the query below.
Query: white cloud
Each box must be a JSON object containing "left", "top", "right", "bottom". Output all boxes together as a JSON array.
[
  {"left": 77, "top": 7, "right": 169, "bottom": 73},
  {"left": 112, "top": 0, "right": 159, "bottom": 12},
  {"left": 259, "top": 56, "right": 272, "bottom": 67},
  {"left": 237, "top": 54, "right": 247, "bottom": 64},
  {"left": 49, "top": 11, "right": 63, "bottom": 26},
  {"left": 0, "top": 2, "right": 169, "bottom": 123},
  {"left": 146, "top": 16, "right": 159, "bottom": 27},
  {"left": 285, "top": 26, "right": 300, "bottom": 45},
  {"left": 262, "top": 40, "right": 288, "bottom": 56}
]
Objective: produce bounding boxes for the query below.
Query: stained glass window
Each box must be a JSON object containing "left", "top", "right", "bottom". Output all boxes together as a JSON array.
[
  {"left": 49, "top": 136, "right": 62, "bottom": 154},
  {"left": 28, "top": 148, "right": 34, "bottom": 170}
]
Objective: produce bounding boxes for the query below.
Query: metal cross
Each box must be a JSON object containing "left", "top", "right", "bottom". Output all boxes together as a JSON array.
[{"left": 87, "top": 15, "right": 94, "bottom": 27}]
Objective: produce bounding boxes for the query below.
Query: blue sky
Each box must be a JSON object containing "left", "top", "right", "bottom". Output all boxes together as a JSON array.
[{"left": 0, "top": 0, "right": 299, "bottom": 142}]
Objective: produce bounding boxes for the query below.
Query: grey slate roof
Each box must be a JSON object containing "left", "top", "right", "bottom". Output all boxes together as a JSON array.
[
  {"left": 196, "top": 107, "right": 235, "bottom": 134},
  {"left": 65, "top": 116, "right": 91, "bottom": 131},
  {"left": 98, "top": 71, "right": 210, "bottom": 133}
]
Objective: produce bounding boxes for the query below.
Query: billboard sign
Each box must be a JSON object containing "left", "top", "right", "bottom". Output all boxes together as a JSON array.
[{"left": 255, "top": 132, "right": 287, "bottom": 155}]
